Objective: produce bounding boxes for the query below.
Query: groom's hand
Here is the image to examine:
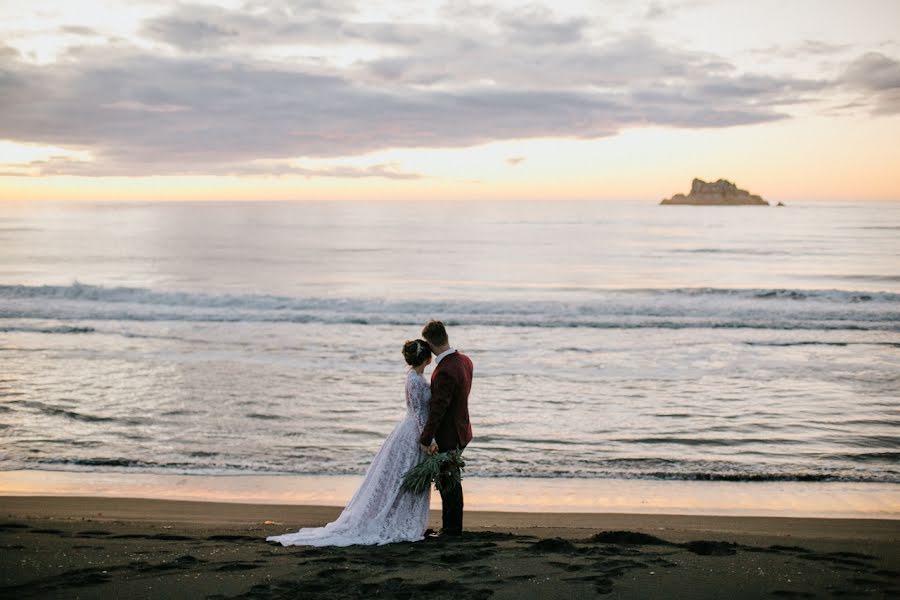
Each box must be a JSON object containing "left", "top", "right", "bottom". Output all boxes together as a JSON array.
[{"left": 421, "top": 442, "right": 438, "bottom": 455}]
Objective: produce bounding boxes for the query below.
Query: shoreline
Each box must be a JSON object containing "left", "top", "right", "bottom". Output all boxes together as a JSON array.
[
  {"left": 1, "top": 469, "right": 898, "bottom": 519},
  {"left": 2, "top": 495, "right": 898, "bottom": 598},
  {"left": 2, "top": 495, "right": 899, "bottom": 540}
]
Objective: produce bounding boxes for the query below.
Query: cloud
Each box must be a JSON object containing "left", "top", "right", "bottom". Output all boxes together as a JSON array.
[
  {"left": 143, "top": 11, "right": 241, "bottom": 52},
  {"left": 225, "top": 162, "right": 423, "bottom": 179},
  {"left": 839, "top": 52, "right": 900, "bottom": 114},
  {"left": 506, "top": 156, "right": 525, "bottom": 166},
  {"left": 0, "top": 44, "right": 20, "bottom": 60},
  {"left": 60, "top": 25, "right": 101, "bottom": 37},
  {"left": 102, "top": 100, "right": 191, "bottom": 113},
  {"left": 141, "top": 3, "right": 405, "bottom": 51},
  {"left": 799, "top": 40, "right": 854, "bottom": 55},
  {"left": 689, "top": 73, "right": 825, "bottom": 103},
  {"left": 644, "top": 0, "right": 712, "bottom": 20},
  {"left": 750, "top": 39, "right": 855, "bottom": 58},
  {"left": 841, "top": 52, "right": 900, "bottom": 90},
  {"left": 0, "top": 155, "right": 423, "bottom": 179},
  {"left": 142, "top": 4, "right": 340, "bottom": 52},
  {"left": 497, "top": 7, "right": 589, "bottom": 45},
  {"left": 0, "top": 3, "right": 844, "bottom": 176}
]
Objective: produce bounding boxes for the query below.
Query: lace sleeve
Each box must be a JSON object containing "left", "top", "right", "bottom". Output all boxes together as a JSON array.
[{"left": 405, "top": 372, "right": 430, "bottom": 432}]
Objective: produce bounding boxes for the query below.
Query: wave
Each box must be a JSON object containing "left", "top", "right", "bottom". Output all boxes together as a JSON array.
[
  {"left": 2, "top": 282, "right": 898, "bottom": 332},
  {"left": 8, "top": 458, "right": 897, "bottom": 484},
  {"left": 0, "top": 324, "right": 95, "bottom": 334},
  {"left": 4, "top": 281, "right": 898, "bottom": 303},
  {"left": 611, "top": 436, "right": 808, "bottom": 446},
  {"left": 41, "top": 407, "right": 116, "bottom": 423},
  {"left": 744, "top": 341, "right": 900, "bottom": 348},
  {"left": 830, "top": 452, "right": 900, "bottom": 463},
  {"left": 8, "top": 399, "right": 148, "bottom": 426},
  {"left": 673, "top": 248, "right": 781, "bottom": 255}
]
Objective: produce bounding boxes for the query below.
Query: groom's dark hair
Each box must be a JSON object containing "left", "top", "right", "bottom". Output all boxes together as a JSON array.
[{"left": 421, "top": 320, "right": 448, "bottom": 348}]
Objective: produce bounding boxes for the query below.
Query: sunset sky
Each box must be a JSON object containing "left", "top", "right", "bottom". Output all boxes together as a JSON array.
[{"left": 1, "top": 0, "right": 899, "bottom": 202}]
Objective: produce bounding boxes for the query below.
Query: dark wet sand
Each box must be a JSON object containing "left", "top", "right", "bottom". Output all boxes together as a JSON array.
[{"left": 1, "top": 496, "right": 898, "bottom": 599}]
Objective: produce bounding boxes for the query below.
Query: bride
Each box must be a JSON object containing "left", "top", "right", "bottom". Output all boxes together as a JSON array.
[{"left": 267, "top": 339, "right": 433, "bottom": 546}]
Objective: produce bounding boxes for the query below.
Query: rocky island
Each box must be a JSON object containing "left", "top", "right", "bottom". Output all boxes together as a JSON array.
[{"left": 661, "top": 178, "right": 769, "bottom": 205}]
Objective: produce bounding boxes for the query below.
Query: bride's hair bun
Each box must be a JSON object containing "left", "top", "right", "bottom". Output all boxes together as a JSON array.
[{"left": 402, "top": 339, "right": 432, "bottom": 366}]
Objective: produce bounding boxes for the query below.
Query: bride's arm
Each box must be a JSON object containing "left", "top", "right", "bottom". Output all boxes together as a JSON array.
[{"left": 410, "top": 376, "right": 428, "bottom": 431}]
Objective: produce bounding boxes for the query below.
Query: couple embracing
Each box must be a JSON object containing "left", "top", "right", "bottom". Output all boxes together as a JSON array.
[{"left": 267, "top": 320, "right": 474, "bottom": 547}]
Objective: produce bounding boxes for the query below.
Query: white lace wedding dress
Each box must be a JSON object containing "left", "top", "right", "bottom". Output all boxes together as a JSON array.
[{"left": 267, "top": 370, "right": 432, "bottom": 546}]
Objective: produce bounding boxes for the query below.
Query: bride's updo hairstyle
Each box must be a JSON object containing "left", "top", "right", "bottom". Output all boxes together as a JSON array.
[{"left": 402, "top": 339, "right": 432, "bottom": 367}]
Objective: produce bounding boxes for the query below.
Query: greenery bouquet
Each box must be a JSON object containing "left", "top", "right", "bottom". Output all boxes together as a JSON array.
[{"left": 400, "top": 449, "right": 466, "bottom": 494}]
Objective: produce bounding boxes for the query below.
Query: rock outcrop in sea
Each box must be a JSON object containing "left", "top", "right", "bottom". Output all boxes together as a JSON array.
[{"left": 660, "top": 179, "right": 769, "bottom": 205}]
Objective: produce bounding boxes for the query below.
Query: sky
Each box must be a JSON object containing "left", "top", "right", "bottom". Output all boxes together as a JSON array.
[{"left": 1, "top": 0, "right": 899, "bottom": 202}]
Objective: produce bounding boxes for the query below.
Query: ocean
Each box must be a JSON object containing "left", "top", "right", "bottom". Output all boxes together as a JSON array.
[{"left": 1, "top": 199, "right": 898, "bottom": 494}]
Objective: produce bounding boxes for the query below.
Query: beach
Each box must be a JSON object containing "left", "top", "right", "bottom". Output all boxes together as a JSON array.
[{"left": 2, "top": 495, "right": 898, "bottom": 599}]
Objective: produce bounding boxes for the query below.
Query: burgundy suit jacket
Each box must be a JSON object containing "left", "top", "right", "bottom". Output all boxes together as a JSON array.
[{"left": 420, "top": 350, "right": 473, "bottom": 451}]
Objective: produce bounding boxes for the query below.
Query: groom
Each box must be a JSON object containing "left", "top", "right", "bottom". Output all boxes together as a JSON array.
[{"left": 419, "top": 320, "right": 473, "bottom": 537}]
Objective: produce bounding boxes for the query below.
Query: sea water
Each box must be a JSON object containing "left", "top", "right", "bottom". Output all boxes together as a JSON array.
[{"left": 1, "top": 200, "right": 898, "bottom": 497}]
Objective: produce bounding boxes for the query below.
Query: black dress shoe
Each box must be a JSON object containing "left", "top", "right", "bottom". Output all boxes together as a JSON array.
[{"left": 434, "top": 529, "right": 462, "bottom": 539}]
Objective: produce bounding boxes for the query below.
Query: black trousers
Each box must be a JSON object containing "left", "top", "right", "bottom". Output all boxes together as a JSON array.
[
  {"left": 438, "top": 442, "right": 465, "bottom": 533},
  {"left": 439, "top": 478, "right": 464, "bottom": 534}
]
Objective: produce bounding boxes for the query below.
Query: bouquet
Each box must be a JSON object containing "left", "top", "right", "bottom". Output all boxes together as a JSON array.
[{"left": 401, "top": 449, "right": 466, "bottom": 494}]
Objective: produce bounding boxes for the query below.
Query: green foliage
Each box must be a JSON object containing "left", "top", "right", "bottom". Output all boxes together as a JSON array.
[{"left": 400, "top": 449, "right": 466, "bottom": 494}]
